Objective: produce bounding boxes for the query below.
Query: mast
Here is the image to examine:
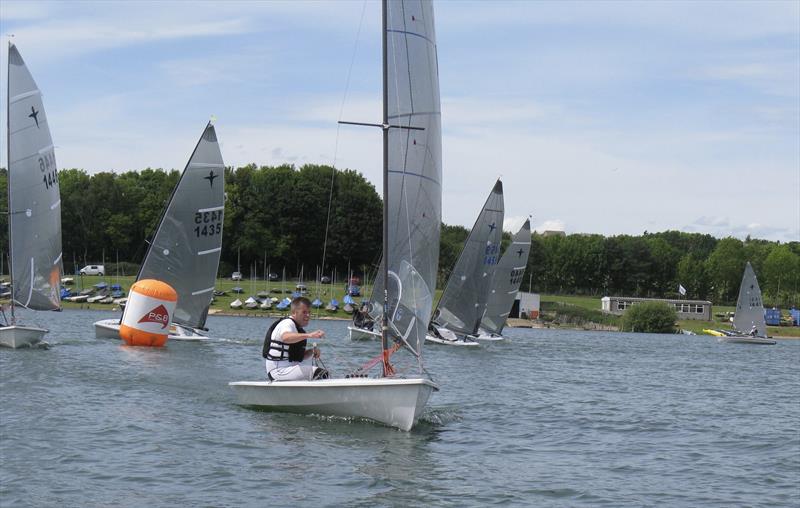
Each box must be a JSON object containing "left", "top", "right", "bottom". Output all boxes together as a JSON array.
[
  {"left": 6, "top": 42, "right": 15, "bottom": 323},
  {"left": 337, "top": 0, "right": 424, "bottom": 374},
  {"left": 380, "top": 0, "right": 390, "bottom": 377}
]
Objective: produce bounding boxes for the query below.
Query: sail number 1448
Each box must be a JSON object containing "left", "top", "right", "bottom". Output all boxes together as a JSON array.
[{"left": 40, "top": 150, "right": 59, "bottom": 190}]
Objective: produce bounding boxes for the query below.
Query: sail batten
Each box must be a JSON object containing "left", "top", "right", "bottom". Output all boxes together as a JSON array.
[
  {"left": 10, "top": 89, "right": 41, "bottom": 103},
  {"left": 8, "top": 44, "right": 62, "bottom": 312},
  {"left": 137, "top": 123, "right": 225, "bottom": 330},
  {"left": 189, "top": 163, "right": 224, "bottom": 169}
]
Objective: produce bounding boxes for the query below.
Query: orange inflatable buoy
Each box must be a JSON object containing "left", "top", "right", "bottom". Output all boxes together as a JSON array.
[{"left": 119, "top": 279, "right": 178, "bottom": 347}]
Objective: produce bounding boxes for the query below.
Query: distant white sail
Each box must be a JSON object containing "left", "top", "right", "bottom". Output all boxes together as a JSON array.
[
  {"left": 137, "top": 123, "right": 225, "bottom": 329},
  {"left": 481, "top": 218, "right": 531, "bottom": 335},
  {"left": 733, "top": 262, "right": 766, "bottom": 337},
  {"left": 7, "top": 43, "right": 62, "bottom": 311}
]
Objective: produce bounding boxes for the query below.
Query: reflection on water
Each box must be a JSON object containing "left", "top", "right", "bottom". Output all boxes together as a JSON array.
[{"left": 1, "top": 309, "right": 798, "bottom": 506}]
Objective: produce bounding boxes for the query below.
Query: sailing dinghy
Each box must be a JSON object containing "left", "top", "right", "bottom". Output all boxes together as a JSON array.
[
  {"left": 231, "top": 0, "right": 442, "bottom": 431},
  {"left": 94, "top": 122, "right": 225, "bottom": 341},
  {"left": 718, "top": 262, "right": 776, "bottom": 345},
  {"left": 0, "top": 43, "right": 63, "bottom": 348},
  {"left": 426, "top": 180, "right": 504, "bottom": 346},
  {"left": 474, "top": 218, "right": 531, "bottom": 340}
]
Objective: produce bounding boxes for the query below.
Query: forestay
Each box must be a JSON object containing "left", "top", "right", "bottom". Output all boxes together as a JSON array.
[
  {"left": 733, "top": 261, "right": 767, "bottom": 336},
  {"left": 434, "top": 180, "right": 504, "bottom": 336},
  {"left": 481, "top": 218, "right": 531, "bottom": 335},
  {"left": 368, "top": 0, "right": 442, "bottom": 360},
  {"left": 7, "top": 43, "right": 62, "bottom": 311},
  {"left": 137, "top": 123, "right": 225, "bottom": 329}
]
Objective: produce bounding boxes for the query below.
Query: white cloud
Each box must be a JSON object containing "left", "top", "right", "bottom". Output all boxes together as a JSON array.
[
  {"left": 0, "top": 1, "right": 50, "bottom": 21},
  {"left": 1, "top": 0, "right": 796, "bottom": 244},
  {"left": 536, "top": 220, "right": 565, "bottom": 234},
  {"left": 503, "top": 215, "right": 529, "bottom": 234},
  {"left": 2, "top": 18, "right": 253, "bottom": 64}
]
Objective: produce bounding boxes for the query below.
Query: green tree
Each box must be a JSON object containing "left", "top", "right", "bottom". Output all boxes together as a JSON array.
[
  {"left": 438, "top": 224, "right": 468, "bottom": 287},
  {"left": 761, "top": 245, "right": 800, "bottom": 307},
  {"left": 622, "top": 301, "right": 677, "bottom": 333},
  {"left": 604, "top": 235, "right": 654, "bottom": 296},
  {"left": 705, "top": 237, "right": 746, "bottom": 303},
  {"left": 676, "top": 253, "right": 710, "bottom": 299},
  {"left": 644, "top": 235, "right": 681, "bottom": 295},
  {"left": 525, "top": 233, "right": 547, "bottom": 293}
]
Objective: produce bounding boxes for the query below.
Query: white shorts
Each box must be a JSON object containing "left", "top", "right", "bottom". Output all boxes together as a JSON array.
[{"left": 265, "top": 359, "right": 316, "bottom": 381}]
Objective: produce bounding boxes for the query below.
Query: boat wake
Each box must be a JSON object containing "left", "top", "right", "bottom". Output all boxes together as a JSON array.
[{"left": 419, "top": 405, "right": 462, "bottom": 426}]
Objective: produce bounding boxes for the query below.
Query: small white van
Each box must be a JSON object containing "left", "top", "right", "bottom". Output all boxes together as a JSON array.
[{"left": 80, "top": 265, "right": 105, "bottom": 276}]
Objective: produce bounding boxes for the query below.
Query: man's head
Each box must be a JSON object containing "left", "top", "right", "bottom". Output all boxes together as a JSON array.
[{"left": 290, "top": 297, "right": 312, "bottom": 327}]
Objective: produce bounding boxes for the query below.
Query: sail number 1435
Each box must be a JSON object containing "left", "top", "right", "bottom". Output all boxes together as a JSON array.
[{"left": 194, "top": 210, "right": 223, "bottom": 238}]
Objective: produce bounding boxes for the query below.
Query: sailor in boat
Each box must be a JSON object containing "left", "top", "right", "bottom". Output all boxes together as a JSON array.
[
  {"left": 749, "top": 325, "right": 758, "bottom": 337},
  {"left": 352, "top": 302, "right": 374, "bottom": 331},
  {"left": 263, "top": 297, "right": 329, "bottom": 381}
]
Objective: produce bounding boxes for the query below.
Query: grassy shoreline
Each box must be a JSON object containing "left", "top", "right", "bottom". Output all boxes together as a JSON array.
[{"left": 47, "top": 275, "right": 800, "bottom": 338}]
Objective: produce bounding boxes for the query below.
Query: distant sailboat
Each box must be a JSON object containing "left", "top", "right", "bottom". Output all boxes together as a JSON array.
[
  {"left": 0, "top": 43, "right": 63, "bottom": 349},
  {"left": 94, "top": 122, "right": 225, "bottom": 341},
  {"left": 231, "top": 0, "right": 441, "bottom": 430},
  {"left": 474, "top": 218, "right": 531, "bottom": 340},
  {"left": 716, "top": 262, "right": 776, "bottom": 345},
  {"left": 426, "top": 180, "right": 504, "bottom": 346}
]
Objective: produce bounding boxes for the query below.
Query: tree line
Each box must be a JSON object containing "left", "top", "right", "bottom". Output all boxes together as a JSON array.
[
  {"left": 1, "top": 166, "right": 797, "bottom": 307},
  {"left": 521, "top": 230, "right": 800, "bottom": 307}
]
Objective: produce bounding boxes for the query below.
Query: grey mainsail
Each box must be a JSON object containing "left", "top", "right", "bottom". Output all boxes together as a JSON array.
[
  {"left": 433, "top": 180, "right": 504, "bottom": 336},
  {"left": 480, "top": 218, "right": 531, "bottom": 335},
  {"left": 137, "top": 123, "right": 225, "bottom": 329},
  {"left": 733, "top": 261, "right": 767, "bottom": 336},
  {"left": 367, "top": 0, "right": 442, "bottom": 359},
  {"left": 7, "top": 43, "right": 62, "bottom": 311}
]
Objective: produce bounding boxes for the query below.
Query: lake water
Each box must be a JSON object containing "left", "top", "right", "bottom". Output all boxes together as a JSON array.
[{"left": 2, "top": 309, "right": 798, "bottom": 507}]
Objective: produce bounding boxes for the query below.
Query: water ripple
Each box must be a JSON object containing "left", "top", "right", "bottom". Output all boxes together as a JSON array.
[{"left": 1, "top": 312, "right": 798, "bottom": 507}]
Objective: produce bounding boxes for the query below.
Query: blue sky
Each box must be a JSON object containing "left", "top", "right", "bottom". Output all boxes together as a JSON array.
[{"left": 1, "top": 0, "right": 798, "bottom": 242}]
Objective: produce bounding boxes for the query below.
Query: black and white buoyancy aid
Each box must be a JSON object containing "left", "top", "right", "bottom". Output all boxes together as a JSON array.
[{"left": 262, "top": 317, "right": 307, "bottom": 362}]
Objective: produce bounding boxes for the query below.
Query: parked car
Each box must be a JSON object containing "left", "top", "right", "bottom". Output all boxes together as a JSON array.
[
  {"left": 231, "top": 271, "right": 243, "bottom": 281},
  {"left": 268, "top": 272, "right": 280, "bottom": 281},
  {"left": 320, "top": 276, "right": 331, "bottom": 284},
  {"left": 79, "top": 265, "right": 105, "bottom": 276}
]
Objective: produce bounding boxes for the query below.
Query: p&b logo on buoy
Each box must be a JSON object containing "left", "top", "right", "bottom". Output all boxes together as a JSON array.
[
  {"left": 119, "top": 279, "right": 178, "bottom": 347},
  {"left": 138, "top": 304, "right": 171, "bottom": 329}
]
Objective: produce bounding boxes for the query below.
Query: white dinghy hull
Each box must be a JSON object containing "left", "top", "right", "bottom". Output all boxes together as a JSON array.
[
  {"left": 348, "top": 325, "right": 382, "bottom": 341},
  {"left": 473, "top": 329, "right": 505, "bottom": 341},
  {"left": 425, "top": 333, "right": 480, "bottom": 347},
  {"left": 718, "top": 336, "right": 777, "bottom": 345},
  {"left": 425, "top": 326, "right": 480, "bottom": 347},
  {"left": 94, "top": 318, "right": 211, "bottom": 341},
  {"left": 230, "top": 377, "right": 438, "bottom": 431},
  {"left": 0, "top": 325, "right": 48, "bottom": 348}
]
